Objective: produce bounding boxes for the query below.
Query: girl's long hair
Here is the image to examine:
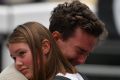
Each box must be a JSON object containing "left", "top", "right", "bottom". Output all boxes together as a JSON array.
[{"left": 7, "top": 22, "right": 76, "bottom": 80}]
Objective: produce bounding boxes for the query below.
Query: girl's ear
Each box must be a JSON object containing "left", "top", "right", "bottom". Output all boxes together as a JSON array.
[
  {"left": 52, "top": 31, "right": 61, "bottom": 41},
  {"left": 42, "top": 39, "right": 50, "bottom": 55}
]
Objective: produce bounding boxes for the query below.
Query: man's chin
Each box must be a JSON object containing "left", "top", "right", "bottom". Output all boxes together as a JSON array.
[
  {"left": 72, "top": 62, "right": 81, "bottom": 66},
  {"left": 69, "top": 60, "right": 80, "bottom": 66},
  {"left": 69, "top": 59, "right": 85, "bottom": 66}
]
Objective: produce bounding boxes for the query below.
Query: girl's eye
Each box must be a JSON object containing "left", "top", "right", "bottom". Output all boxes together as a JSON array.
[{"left": 18, "top": 51, "right": 26, "bottom": 57}]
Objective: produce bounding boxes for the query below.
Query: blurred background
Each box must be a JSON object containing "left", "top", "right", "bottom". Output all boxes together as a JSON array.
[{"left": 0, "top": 0, "right": 120, "bottom": 80}]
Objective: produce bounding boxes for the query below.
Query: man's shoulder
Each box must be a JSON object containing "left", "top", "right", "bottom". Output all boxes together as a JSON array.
[
  {"left": 78, "top": 72, "right": 89, "bottom": 80},
  {"left": 54, "top": 76, "right": 71, "bottom": 80},
  {"left": 0, "top": 63, "right": 28, "bottom": 80},
  {"left": 55, "top": 72, "right": 86, "bottom": 80}
]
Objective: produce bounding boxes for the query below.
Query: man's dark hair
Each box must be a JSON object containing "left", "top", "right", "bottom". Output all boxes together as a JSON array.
[{"left": 49, "top": 0, "right": 108, "bottom": 40}]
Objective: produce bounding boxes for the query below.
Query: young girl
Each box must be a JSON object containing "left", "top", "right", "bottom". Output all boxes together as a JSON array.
[{"left": 7, "top": 22, "right": 77, "bottom": 80}]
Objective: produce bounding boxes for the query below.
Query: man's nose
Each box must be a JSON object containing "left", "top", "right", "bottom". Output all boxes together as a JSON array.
[{"left": 78, "top": 55, "right": 87, "bottom": 64}]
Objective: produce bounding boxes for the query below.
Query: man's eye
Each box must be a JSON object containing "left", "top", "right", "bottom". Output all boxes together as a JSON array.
[
  {"left": 78, "top": 50, "right": 84, "bottom": 55},
  {"left": 76, "top": 48, "right": 83, "bottom": 53}
]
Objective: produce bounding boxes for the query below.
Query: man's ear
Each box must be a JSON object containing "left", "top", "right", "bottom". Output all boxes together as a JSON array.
[
  {"left": 52, "top": 31, "right": 61, "bottom": 41},
  {"left": 42, "top": 39, "right": 50, "bottom": 55}
]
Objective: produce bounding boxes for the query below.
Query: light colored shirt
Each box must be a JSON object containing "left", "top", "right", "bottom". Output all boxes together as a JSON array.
[
  {"left": 56, "top": 73, "right": 84, "bottom": 80},
  {"left": 0, "top": 63, "right": 28, "bottom": 80}
]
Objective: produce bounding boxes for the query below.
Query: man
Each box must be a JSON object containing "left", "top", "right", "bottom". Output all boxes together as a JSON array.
[
  {"left": 0, "top": 0, "right": 108, "bottom": 80},
  {"left": 49, "top": 0, "right": 108, "bottom": 66},
  {"left": 49, "top": 0, "right": 108, "bottom": 79}
]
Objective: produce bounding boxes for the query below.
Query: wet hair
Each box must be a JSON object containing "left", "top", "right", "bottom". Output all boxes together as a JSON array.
[
  {"left": 7, "top": 22, "right": 76, "bottom": 80},
  {"left": 49, "top": 0, "right": 108, "bottom": 41}
]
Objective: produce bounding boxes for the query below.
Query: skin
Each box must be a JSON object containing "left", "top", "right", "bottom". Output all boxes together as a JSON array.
[
  {"left": 54, "top": 27, "right": 97, "bottom": 66},
  {"left": 8, "top": 43, "right": 33, "bottom": 80}
]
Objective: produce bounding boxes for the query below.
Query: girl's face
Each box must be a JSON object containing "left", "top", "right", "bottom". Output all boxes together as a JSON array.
[{"left": 8, "top": 42, "right": 33, "bottom": 80}]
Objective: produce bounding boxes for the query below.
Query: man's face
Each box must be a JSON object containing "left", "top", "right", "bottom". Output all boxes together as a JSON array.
[
  {"left": 56, "top": 27, "right": 97, "bottom": 66},
  {"left": 8, "top": 42, "right": 33, "bottom": 79}
]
